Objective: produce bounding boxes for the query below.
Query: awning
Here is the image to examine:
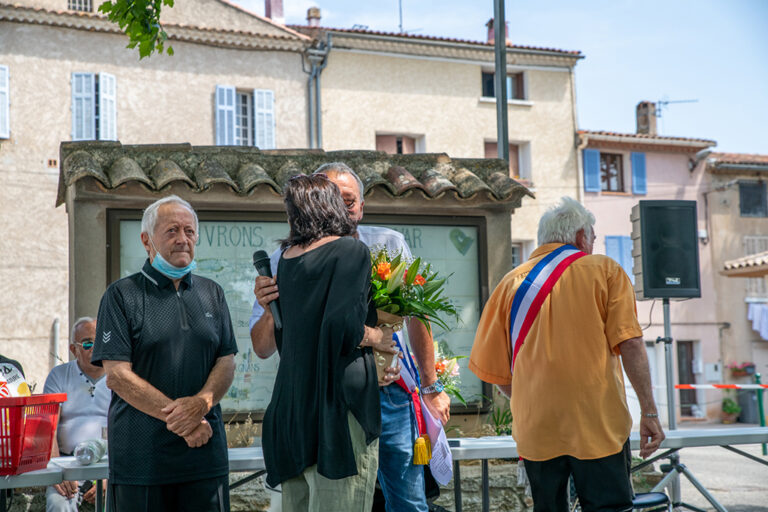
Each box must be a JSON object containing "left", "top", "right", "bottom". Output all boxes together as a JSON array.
[{"left": 722, "top": 251, "right": 768, "bottom": 278}]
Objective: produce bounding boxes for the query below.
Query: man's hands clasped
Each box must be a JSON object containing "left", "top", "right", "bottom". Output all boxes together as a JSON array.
[{"left": 162, "top": 396, "right": 212, "bottom": 448}]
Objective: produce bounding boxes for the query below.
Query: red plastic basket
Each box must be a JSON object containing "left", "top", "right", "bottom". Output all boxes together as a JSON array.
[{"left": 0, "top": 393, "right": 67, "bottom": 475}]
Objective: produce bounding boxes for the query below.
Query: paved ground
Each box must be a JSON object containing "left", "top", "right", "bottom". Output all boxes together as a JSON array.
[{"left": 650, "top": 423, "right": 768, "bottom": 512}]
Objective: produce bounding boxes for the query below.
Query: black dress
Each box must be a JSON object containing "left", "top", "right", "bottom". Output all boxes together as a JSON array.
[{"left": 262, "top": 237, "right": 380, "bottom": 488}]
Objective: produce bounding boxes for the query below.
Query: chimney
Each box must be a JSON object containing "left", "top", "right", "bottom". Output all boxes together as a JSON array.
[
  {"left": 636, "top": 101, "right": 657, "bottom": 135},
  {"left": 485, "top": 18, "right": 510, "bottom": 44},
  {"left": 265, "top": 0, "right": 284, "bottom": 25},
  {"left": 307, "top": 6, "right": 321, "bottom": 27}
]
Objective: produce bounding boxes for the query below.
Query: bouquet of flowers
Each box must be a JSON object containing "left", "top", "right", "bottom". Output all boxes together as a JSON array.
[
  {"left": 434, "top": 342, "right": 467, "bottom": 405},
  {"left": 370, "top": 248, "right": 458, "bottom": 332}
]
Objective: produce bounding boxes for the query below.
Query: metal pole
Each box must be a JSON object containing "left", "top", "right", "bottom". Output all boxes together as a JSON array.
[
  {"left": 663, "top": 298, "right": 676, "bottom": 431},
  {"left": 493, "top": 0, "right": 509, "bottom": 163},
  {"left": 756, "top": 372, "right": 766, "bottom": 455}
]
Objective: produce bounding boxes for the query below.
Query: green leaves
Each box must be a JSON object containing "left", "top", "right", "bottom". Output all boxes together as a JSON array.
[{"left": 99, "top": 0, "right": 175, "bottom": 58}]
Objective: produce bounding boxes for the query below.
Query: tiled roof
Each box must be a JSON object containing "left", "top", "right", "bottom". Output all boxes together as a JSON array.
[
  {"left": 289, "top": 25, "right": 582, "bottom": 56},
  {"left": 722, "top": 251, "right": 768, "bottom": 278},
  {"left": 578, "top": 130, "right": 715, "bottom": 146},
  {"left": 709, "top": 152, "right": 768, "bottom": 165},
  {"left": 0, "top": 4, "right": 307, "bottom": 50},
  {"left": 57, "top": 142, "right": 532, "bottom": 207}
]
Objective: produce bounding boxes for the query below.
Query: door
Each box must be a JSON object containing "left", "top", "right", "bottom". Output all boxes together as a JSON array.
[{"left": 677, "top": 340, "right": 697, "bottom": 416}]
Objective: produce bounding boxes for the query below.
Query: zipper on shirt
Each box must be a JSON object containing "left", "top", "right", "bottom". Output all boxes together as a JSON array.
[{"left": 176, "top": 290, "right": 190, "bottom": 330}]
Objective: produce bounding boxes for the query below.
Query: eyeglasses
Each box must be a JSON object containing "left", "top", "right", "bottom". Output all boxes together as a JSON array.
[
  {"left": 343, "top": 198, "right": 356, "bottom": 210},
  {"left": 76, "top": 340, "right": 95, "bottom": 350}
]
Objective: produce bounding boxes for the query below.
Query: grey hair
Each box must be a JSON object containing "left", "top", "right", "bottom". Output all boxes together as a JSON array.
[
  {"left": 70, "top": 316, "right": 95, "bottom": 343},
  {"left": 141, "top": 195, "right": 199, "bottom": 236},
  {"left": 313, "top": 162, "right": 365, "bottom": 199},
  {"left": 537, "top": 196, "right": 595, "bottom": 246}
]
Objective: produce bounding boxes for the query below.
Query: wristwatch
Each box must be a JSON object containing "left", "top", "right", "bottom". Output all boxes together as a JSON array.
[{"left": 420, "top": 381, "right": 444, "bottom": 395}]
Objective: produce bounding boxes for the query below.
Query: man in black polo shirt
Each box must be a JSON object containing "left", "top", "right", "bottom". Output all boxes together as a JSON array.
[{"left": 92, "top": 195, "right": 237, "bottom": 512}]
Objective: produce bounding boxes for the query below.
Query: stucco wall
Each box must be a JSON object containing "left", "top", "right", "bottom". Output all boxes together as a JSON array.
[
  {"left": 707, "top": 173, "right": 768, "bottom": 388},
  {"left": 584, "top": 148, "right": 723, "bottom": 422},
  {"left": 319, "top": 50, "right": 580, "bottom": 267},
  {"left": 0, "top": 21, "right": 307, "bottom": 388}
]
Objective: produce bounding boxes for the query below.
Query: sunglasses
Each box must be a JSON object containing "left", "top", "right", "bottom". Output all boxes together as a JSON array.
[{"left": 76, "top": 340, "right": 95, "bottom": 350}]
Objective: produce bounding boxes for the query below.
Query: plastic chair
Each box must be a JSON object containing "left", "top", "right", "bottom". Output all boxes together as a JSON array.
[{"left": 632, "top": 492, "right": 672, "bottom": 512}]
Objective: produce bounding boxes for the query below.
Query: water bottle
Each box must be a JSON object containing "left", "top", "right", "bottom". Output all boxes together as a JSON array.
[{"left": 74, "top": 439, "right": 107, "bottom": 465}]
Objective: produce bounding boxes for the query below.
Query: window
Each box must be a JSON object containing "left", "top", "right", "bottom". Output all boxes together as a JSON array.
[
  {"left": 235, "top": 93, "right": 253, "bottom": 146},
  {"left": 0, "top": 65, "right": 8, "bottom": 139},
  {"left": 583, "top": 149, "right": 646, "bottom": 194},
  {"left": 68, "top": 0, "right": 92, "bottom": 12},
  {"left": 375, "top": 134, "right": 424, "bottom": 155},
  {"left": 739, "top": 182, "right": 767, "bottom": 217},
  {"left": 216, "top": 86, "right": 275, "bottom": 148},
  {"left": 481, "top": 71, "right": 525, "bottom": 100},
  {"left": 511, "top": 243, "right": 523, "bottom": 268},
  {"left": 605, "top": 235, "right": 634, "bottom": 284},
  {"left": 485, "top": 141, "right": 531, "bottom": 181},
  {"left": 744, "top": 236, "right": 768, "bottom": 299},
  {"left": 71, "top": 72, "right": 117, "bottom": 141},
  {"left": 600, "top": 153, "right": 624, "bottom": 192}
]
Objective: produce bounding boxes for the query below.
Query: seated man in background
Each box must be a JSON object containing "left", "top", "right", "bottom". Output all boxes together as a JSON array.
[{"left": 44, "top": 317, "right": 110, "bottom": 511}]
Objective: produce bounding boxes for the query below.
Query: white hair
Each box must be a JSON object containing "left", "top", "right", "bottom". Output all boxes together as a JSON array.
[
  {"left": 538, "top": 197, "right": 595, "bottom": 246},
  {"left": 141, "top": 195, "right": 199, "bottom": 236},
  {"left": 70, "top": 316, "right": 95, "bottom": 343},
  {"left": 314, "top": 162, "right": 365, "bottom": 199}
]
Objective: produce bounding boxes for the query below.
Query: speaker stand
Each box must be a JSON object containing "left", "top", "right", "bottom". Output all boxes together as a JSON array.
[{"left": 654, "top": 299, "right": 727, "bottom": 512}]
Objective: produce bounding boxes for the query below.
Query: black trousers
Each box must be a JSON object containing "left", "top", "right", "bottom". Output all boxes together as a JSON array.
[
  {"left": 107, "top": 474, "right": 230, "bottom": 512},
  {"left": 523, "top": 440, "right": 633, "bottom": 512}
]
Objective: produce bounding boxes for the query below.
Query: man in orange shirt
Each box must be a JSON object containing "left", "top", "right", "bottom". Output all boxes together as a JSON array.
[{"left": 470, "top": 197, "right": 664, "bottom": 512}]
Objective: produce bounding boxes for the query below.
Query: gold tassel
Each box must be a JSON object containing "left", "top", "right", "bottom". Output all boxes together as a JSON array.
[{"left": 413, "top": 434, "right": 432, "bottom": 465}]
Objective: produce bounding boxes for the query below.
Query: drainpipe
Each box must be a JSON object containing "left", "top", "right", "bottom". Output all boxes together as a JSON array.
[
  {"left": 49, "top": 317, "right": 60, "bottom": 369},
  {"left": 575, "top": 131, "right": 588, "bottom": 203},
  {"left": 303, "top": 34, "right": 332, "bottom": 149}
]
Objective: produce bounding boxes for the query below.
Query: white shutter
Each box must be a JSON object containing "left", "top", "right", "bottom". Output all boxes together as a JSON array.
[
  {"left": 254, "top": 89, "right": 275, "bottom": 149},
  {"left": 71, "top": 73, "right": 95, "bottom": 140},
  {"left": 215, "top": 85, "right": 235, "bottom": 145},
  {"left": 98, "top": 72, "right": 117, "bottom": 141},
  {"left": 0, "top": 65, "right": 9, "bottom": 139}
]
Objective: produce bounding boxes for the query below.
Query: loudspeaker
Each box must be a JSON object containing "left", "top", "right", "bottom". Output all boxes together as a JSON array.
[{"left": 631, "top": 200, "right": 701, "bottom": 299}]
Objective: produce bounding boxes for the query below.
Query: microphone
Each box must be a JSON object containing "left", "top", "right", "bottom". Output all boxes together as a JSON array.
[{"left": 252, "top": 250, "right": 282, "bottom": 330}]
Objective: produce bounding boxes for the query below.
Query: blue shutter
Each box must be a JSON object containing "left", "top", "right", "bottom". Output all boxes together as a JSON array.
[
  {"left": 98, "top": 72, "right": 117, "bottom": 141},
  {"left": 631, "top": 152, "right": 647, "bottom": 195},
  {"left": 583, "top": 149, "right": 600, "bottom": 192},
  {"left": 71, "top": 73, "right": 96, "bottom": 140},
  {"left": 620, "top": 236, "right": 634, "bottom": 284},
  {"left": 254, "top": 89, "right": 275, "bottom": 149},
  {"left": 0, "top": 65, "right": 9, "bottom": 139},
  {"left": 215, "top": 85, "right": 235, "bottom": 145},
  {"left": 605, "top": 236, "right": 620, "bottom": 263}
]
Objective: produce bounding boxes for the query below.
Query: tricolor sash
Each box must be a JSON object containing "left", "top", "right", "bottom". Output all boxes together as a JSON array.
[{"left": 509, "top": 244, "right": 586, "bottom": 373}]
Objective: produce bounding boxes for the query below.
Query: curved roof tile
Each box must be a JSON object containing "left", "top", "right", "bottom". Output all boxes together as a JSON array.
[{"left": 57, "top": 142, "right": 532, "bottom": 207}]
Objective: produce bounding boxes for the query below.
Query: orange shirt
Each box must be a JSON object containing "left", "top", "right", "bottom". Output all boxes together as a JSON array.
[{"left": 469, "top": 243, "right": 642, "bottom": 461}]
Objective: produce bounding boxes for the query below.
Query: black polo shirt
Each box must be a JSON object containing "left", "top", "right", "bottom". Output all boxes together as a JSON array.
[{"left": 92, "top": 260, "right": 238, "bottom": 485}]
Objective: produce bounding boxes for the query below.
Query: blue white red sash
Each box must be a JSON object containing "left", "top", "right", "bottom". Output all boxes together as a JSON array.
[{"left": 509, "top": 244, "right": 586, "bottom": 373}]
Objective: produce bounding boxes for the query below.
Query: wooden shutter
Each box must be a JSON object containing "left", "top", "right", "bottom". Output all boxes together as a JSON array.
[
  {"left": 71, "top": 73, "right": 96, "bottom": 140},
  {"left": 631, "top": 152, "right": 647, "bottom": 195},
  {"left": 0, "top": 65, "right": 9, "bottom": 138},
  {"left": 99, "top": 72, "right": 117, "bottom": 141},
  {"left": 215, "top": 85, "right": 235, "bottom": 145},
  {"left": 583, "top": 149, "right": 600, "bottom": 192},
  {"left": 254, "top": 89, "right": 275, "bottom": 149}
]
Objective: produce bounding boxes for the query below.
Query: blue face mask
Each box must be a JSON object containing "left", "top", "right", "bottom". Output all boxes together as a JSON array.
[{"left": 149, "top": 237, "right": 197, "bottom": 279}]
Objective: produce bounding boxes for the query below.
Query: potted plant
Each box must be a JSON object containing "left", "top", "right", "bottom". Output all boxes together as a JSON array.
[
  {"left": 726, "top": 362, "right": 756, "bottom": 377},
  {"left": 721, "top": 397, "right": 742, "bottom": 424}
]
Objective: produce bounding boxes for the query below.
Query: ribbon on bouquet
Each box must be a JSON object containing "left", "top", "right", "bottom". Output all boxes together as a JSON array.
[{"left": 392, "top": 333, "right": 454, "bottom": 485}]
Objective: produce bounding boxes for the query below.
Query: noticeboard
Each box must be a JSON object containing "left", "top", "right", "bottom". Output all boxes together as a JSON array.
[{"left": 113, "top": 212, "right": 488, "bottom": 415}]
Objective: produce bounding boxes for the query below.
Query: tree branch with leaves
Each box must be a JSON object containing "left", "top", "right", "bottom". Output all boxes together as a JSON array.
[{"left": 99, "top": 0, "right": 175, "bottom": 58}]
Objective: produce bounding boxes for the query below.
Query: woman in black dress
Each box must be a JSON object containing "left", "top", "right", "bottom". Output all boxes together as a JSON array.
[{"left": 262, "top": 174, "right": 382, "bottom": 511}]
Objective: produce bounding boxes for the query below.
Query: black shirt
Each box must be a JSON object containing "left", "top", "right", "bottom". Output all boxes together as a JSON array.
[
  {"left": 262, "top": 237, "right": 380, "bottom": 487},
  {"left": 92, "top": 260, "right": 238, "bottom": 485}
]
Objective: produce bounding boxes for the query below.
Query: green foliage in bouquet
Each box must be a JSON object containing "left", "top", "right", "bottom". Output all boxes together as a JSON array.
[{"left": 370, "top": 248, "right": 459, "bottom": 332}]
